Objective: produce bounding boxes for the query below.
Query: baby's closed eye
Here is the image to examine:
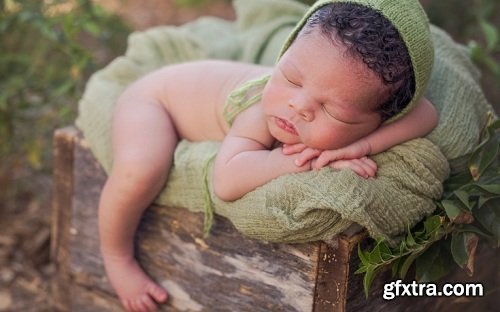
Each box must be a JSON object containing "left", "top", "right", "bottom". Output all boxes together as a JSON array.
[
  {"left": 279, "top": 67, "right": 301, "bottom": 87},
  {"left": 321, "top": 103, "right": 355, "bottom": 124}
]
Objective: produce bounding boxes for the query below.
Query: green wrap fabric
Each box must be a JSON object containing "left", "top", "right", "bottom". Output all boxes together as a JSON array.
[{"left": 75, "top": 0, "right": 495, "bottom": 243}]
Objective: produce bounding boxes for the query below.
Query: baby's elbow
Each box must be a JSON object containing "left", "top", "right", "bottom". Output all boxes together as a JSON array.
[
  {"left": 213, "top": 183, "right": 239, "bottom": 202},
  {"left": 213, "top": 174, "right": 240, "bottom": 202},
  {"left": 426, "top": 99, "right": 439, "bottom": 130},
  {"left": 428, "top": 103, "right": 439, "bottom": 131},
  {"left": 433, "top": 107, "right": 439, "bottom": 125}
]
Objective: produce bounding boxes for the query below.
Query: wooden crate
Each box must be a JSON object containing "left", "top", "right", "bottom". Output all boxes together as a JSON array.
[{"left": 51, "top": 127, "right": 498, "bottom": 311}]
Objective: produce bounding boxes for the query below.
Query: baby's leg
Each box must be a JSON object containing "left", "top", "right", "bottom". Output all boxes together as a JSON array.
[{"left": 99, "top": 84, "right": 177, "bottom": 312}]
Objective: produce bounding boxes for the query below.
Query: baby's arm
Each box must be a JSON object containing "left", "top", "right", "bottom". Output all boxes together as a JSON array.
[
  {"left": 213, "top": 104, "right": 311, "bottom": 202},
  {"left": 359, "top": 96, "right": 438, "bottom": 156},
  {"left": 289, "top": 97, "right": 438, "bottom": 170}
]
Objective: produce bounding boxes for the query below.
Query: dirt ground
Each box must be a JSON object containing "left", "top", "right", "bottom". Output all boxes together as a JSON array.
[
  {"left": 0, "top": 1, "right": 234, "bottom": 311},
  {"left": 0, "top": 173, "right": 54, "bottom": 311}
]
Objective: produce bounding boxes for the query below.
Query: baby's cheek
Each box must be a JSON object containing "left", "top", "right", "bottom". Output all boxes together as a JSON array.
[{"left": 307, "top": 130, "right": 346, "bottom": 150}]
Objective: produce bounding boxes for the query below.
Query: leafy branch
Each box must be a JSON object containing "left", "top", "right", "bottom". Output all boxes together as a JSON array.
[{"left": 357, "top": 114, "right": 500, "bottom": 296}]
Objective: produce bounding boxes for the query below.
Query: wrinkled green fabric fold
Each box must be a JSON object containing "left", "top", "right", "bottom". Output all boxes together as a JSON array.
[
  {"left": 75, "top": 0, "right": 495, "bottom": 243},
  {"left": 157, "top": 138, "right": 448, "bottom": 243}
]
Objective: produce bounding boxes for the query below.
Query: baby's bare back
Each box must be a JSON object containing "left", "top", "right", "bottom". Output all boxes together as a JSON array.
[{"left": 138, "top": 60, "right": 272, "bottom": 141}]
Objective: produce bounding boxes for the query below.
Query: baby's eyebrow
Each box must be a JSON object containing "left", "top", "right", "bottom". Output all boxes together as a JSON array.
[{"left": 281, "top": 59, "right": 302, "bottom": 76}]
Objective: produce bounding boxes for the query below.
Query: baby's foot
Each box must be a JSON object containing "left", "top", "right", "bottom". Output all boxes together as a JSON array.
[{"left": 103, "top": 255, "right": 168, "bottom": 312}]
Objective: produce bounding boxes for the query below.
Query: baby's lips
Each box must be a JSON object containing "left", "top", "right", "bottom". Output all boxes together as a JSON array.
[{"left": 275, "top": 116, "right": 298, "bottom": 135}]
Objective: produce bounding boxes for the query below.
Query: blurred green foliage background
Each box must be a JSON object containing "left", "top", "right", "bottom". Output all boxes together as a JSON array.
[
  {"left": 0, "top": 0, "right": 128, "bottom": 209},
  {"left": 1, "top": 0, "right": 499, "bottom": 210}
]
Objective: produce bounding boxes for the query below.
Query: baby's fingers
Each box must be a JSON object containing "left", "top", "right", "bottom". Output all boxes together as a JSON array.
[
  {"left": 313, "top": 150, "right": 341, "bottom": 169},
  {"left": 330, "top": 160, "right": 366, "bottom": 178},
  {"left": 330, "top": 159, "right": 376, "bottom": 178},
  {"left": 282, "top": 143, "right": 307, "bottom": 155},
  {"left": 361, "top": 156, "right": 377, "bottom": 174},
  {"left": 295, "top": 148, "right": 322, "bottom": 166}
]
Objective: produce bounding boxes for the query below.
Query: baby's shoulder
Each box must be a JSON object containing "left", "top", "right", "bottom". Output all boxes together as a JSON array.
[
  {"left": 157, "top": 60, "right": 271, "bottom": 97},
  {"left": 188, "top": 60, "right": 272, "bottom": 90}
]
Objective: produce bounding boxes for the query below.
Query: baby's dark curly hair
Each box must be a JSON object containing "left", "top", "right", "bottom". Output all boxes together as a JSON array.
[{"left": 302, "top": 3, "right": 415, "bottom": 121}]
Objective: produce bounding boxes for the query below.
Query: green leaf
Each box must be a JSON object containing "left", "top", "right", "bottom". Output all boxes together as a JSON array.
[
  {"left": 473, "top": 199, "right": 500, "bottom": 240},
  {"left": 443, "top": 171, "right": 472, "bottom": 194},
  {"left": 357, "top": 244, "right": 370, "bottom": 266},
  {"left": 363, "top": 265, "right": 376, "bottom": 297},
  {"left": 458, "top": 224, "right": 493, "bottom": 239},
  {"left": 479, "top": 133, "right": 499, "bottom": 176},
  {"left": 454, "top": 190, "right": 472, "bottom": 209},
  {"left": 415, "top": 242, "right": 440, "bottom": 282},
  {"left": 451, "top": 232, "right": 468, "bottom": 268},
  {"left": 391, "top": 257, "right": 401, "bottom": 278},
  {"left": 441, "top": 197, "right": 475, "bottom": 224},
  {"left": 378, "top": 242, "right": 392, "bottom": 261},
  {"left": 468, "top": 40, "right": 485, "bottom": 64},
  {"left": 478, "top": 194, "right": 500, "bottom": 209},
  {"left": 469, "top": 134, "right": 499, "bottom": 181},
  {"left": 406, "top": 229, "right": 416, "bottom": 247},
  {"left": 480, "top": 20, "right": 499, "bottom": 52},
  {"left": 398, "top": 240, "right": 407, "bottom": 254},
  {"left": 474, "top": 184, "right": 500, "bottom": 195},
  {"left": 368, "top": 244, "right": 383, "bottom": 264},
  {"left": 82, "top": 21, "right": 100, "bottom": 36},
  {"left": 442, "top": 200, "right": 465, "bottom": 220},
  {"left": 490, "top": 119, "right": 500, "bottom": 131},
  {"left": 451, "top": 232, "right": 479, "bottom": 276},
  {"left": 424, "top": 215, "right": 443, "bottom": 237},
  {"left": 468, "top": 120, "right": 499, "bottom": 181},
  {"left": 415, "top": 242, "right": 454, "bottom": 282},
  {"left": 354, "top": 266, "right": 367, "bottom": 274},
  {"left": 399, "top": 251, "right": 422, "bottom": 280}
]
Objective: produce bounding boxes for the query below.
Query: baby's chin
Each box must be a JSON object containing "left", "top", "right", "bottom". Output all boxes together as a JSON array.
[{"left": 269, "top": 129, "right": 301, "bottom": 146}]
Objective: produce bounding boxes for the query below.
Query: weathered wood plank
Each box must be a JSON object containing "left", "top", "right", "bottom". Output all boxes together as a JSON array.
[
  {"left": 51, "top": 126, "right": 79, "bottom": 311},
  {"left": 70, "top": 284, "right": 123, "bottom": 312},
  {"left": 137, "top": 206, "right": 320, "bottom": 311},
  {"left": 313, "top": 231, "right": 367, "bottom": 312}
]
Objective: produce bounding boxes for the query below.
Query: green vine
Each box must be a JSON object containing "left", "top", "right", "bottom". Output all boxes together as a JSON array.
[{"left": 357, "top": 114, "right": 500, "bottom": 296}]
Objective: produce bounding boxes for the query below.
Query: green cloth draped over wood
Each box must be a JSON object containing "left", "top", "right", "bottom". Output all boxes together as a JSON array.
[{"left": 76, "top": 0, "right": 495, "bottom": 243}]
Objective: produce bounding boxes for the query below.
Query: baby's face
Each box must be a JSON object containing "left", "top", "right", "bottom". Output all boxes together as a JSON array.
[{"left": 262, "top": 29, "right": 385, "bottom": 150}]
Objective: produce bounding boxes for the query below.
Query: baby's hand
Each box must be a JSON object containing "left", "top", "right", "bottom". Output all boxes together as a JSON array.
[
  {"left": 314, "top": 139, "right": 372, "bottom": 169},
  {"left": 283, "top": 139, "right": 372, "bottom": 169},
  {"left": 270, "top": 146, "right": 314, "bottom": 173},
  {"left": 282, "top": 143, "right": 322, "bottom": 167},
  {"left": 328, "top": 157, "right": 377, "bottom": 179},
  {"left": 282, "top": 141, "right": 377, "bottom": 178}
]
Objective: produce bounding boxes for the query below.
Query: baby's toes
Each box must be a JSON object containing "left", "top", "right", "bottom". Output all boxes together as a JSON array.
[
  {"left": 140, "top": 294, "right": 157, "bottom": 311},
  {"left": 121, "top": 299, "right": 134, "bottom": 312},
  {"left": 146, "top": 282, "right": 168, "bottom": 303},
  {"left": 130, "top": 298, "right": 149, "bottom": 312}
]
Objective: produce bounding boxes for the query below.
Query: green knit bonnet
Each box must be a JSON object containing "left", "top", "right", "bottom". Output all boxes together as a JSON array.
[{"left": 279, "top": 0, "right": 434, "bottom": 123}]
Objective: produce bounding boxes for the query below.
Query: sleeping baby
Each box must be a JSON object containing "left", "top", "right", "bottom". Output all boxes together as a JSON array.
[{"left": 98, "top": 0, "right": 437, "bottom": 311}]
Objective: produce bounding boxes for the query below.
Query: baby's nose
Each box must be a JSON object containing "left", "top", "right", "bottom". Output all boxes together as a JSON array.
[{"left": 288, "top": 98, "right": 314, "bottom": 122}]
